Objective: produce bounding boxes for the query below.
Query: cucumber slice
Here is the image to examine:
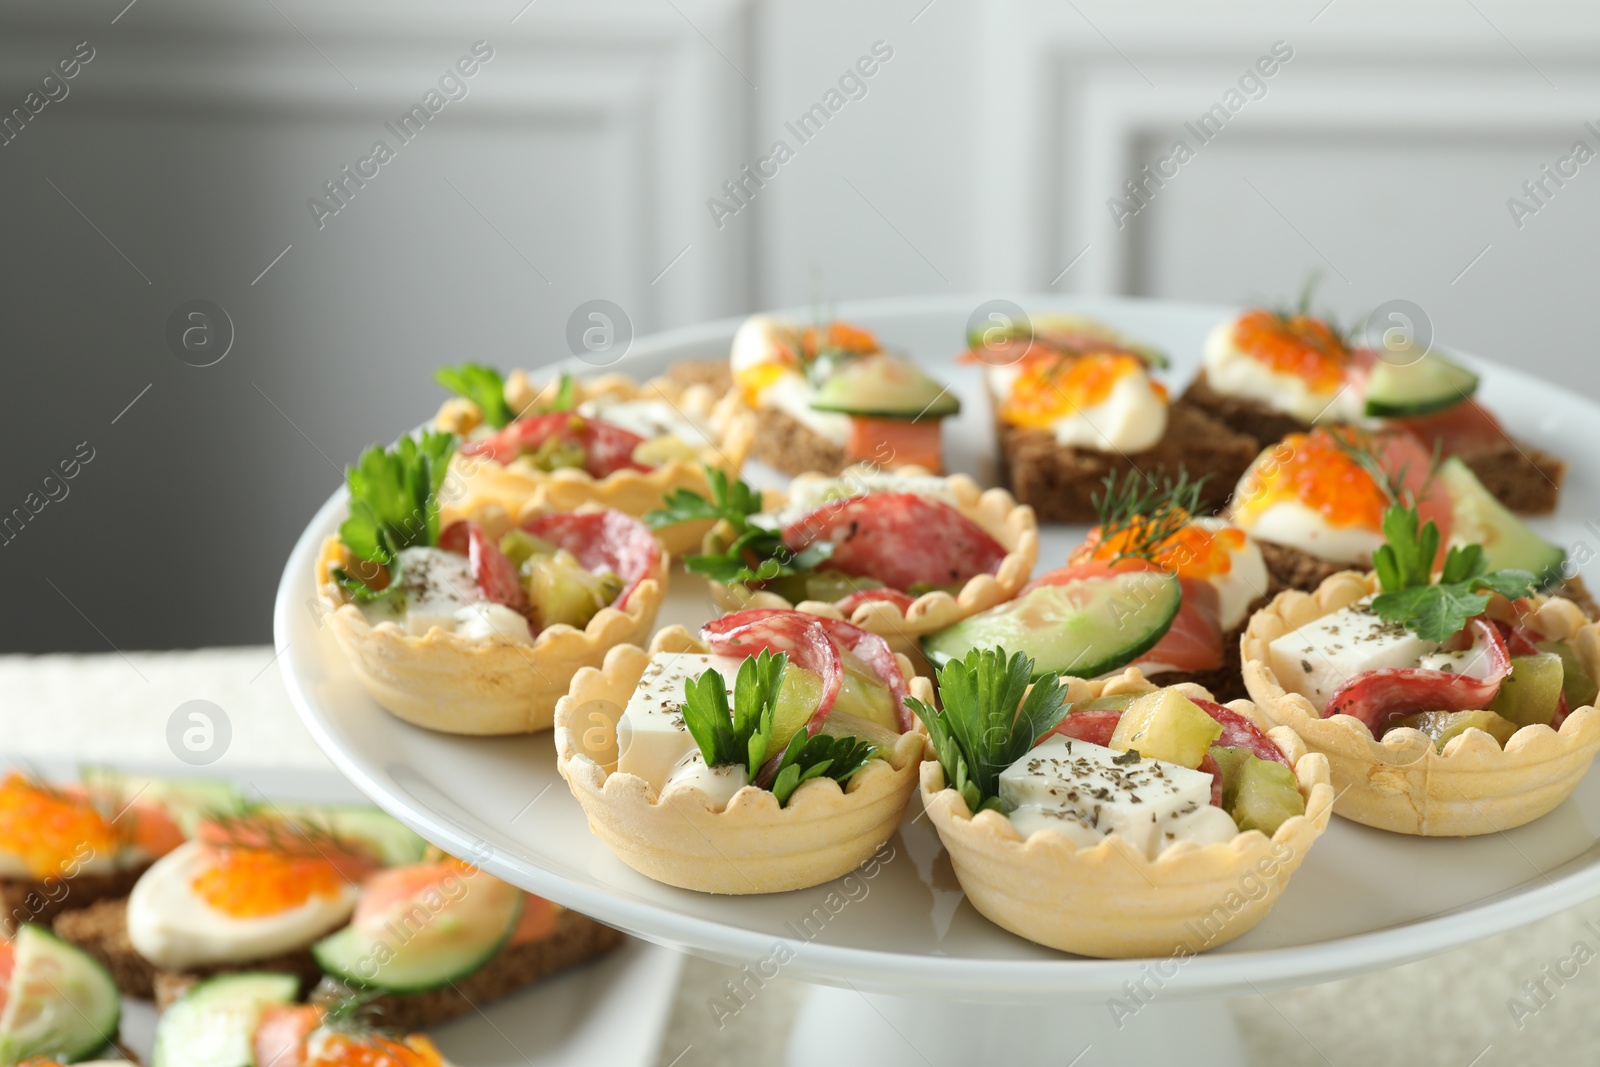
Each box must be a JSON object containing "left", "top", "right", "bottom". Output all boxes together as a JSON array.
[
  {"left": 267, "top": 805, "right": 427, "bottom": 867},
  {"left": 150, "top": 972, "right": 298, "bottom": 1067},
  {"left": 809, "top": 355, "right": 958, "bottom": 419},
  {"left": 0, "top": 925, "right": 121, "bottom": 1064},
  {"left": 921, "top": 570, "right": 1181, "bottom": 679},
  {"left": 1364, "top": 351, "right": 1479, "bottom": 417},
  {"left": 78, "top": 767, "right": 247, "bottom": 836},
  {"left": 313, "top": 874, "right": 523, "bottom": 993},
  {"left": 1437, "top": 456, "right": 1566, "bottom": 587}
]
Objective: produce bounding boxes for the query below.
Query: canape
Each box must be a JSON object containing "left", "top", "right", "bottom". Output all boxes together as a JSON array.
[
  {"left": 1241, "top": 495, "right": 1600, "bottom": 835},
  {"left": 922, "top": 472, "right": 1270, "bottom": 701},
  {"left": 56, "top": 805, "right": 423, "bottom": 999},
  {"left": 315, "top": 432, "right": 667, "bottom": 734},
  {"left": 0, "top": 770, "right": 243, "bottom": 936},
  {"left": 433, "top": 364, "right": 754, "bottom": 555},
  {"left": 717, "top": 313, "right": 959, "bottom": 476},
  {"left": 973, "top": 315, "right": 1258, "bottom": 523},
  {"left": 1183, "top": 300, "right": 1565, "bottom": 513},
  {"left": 647, "top": 464, "right": 1037, "bottom": 664},
  {"left": 1226, "top": 426, "right": 1592, "bottom": 613},
  {"left": 553, "top": 610, "right": 932, "bottom": 894},
  {"left": 915, "top": 649, "right": 1332, "bottom": 958}
]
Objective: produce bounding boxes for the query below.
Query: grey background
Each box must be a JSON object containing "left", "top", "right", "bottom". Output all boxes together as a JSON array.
[{"left": 4, "top": 0, "right": 1599, "bottom": 653}]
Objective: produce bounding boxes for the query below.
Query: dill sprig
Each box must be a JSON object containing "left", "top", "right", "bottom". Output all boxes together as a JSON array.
[
  {"left": 1324, "top": 426, "right": 1441, "bottom": 508},
  {"left": 1090, "top": 469, "right": 1208, "bottom": 566}
]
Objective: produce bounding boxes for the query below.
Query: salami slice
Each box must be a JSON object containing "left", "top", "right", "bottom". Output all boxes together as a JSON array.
[
  {"left": 836, "top": 588, "right": 916, "bottom": 615},
  {"left": 1197, "top": 751, "right": 1223, "bottom": 808},
  {"left": 1323, "top": 617, "right": 1511, "bottom": 734},
  {"left": 467, "top": 523, "right": 527, "bottom": 613},
  {"left": 438, "top": 520, "right": 472, "bottom": 556},
  {"left": 1043, "top": 709, "right": 1121, "bottom": 748},
  {"left": 461, "top": 413, "right": 649, "bottom": 478},
  {"left": 701, "top": 609, "right": 915, "bottom": 733},
  {"left": 517, "top": 510, "right": 662, "bottom": 608},
  {"left": 1191, "top": 699, "right": 1290, "bottom": 767},
  {"left": 701, "top": 610, "right": 844, "bottom": 734},
  {"left": 781, "top": 492, "right": 1007, "bottom": 593}
]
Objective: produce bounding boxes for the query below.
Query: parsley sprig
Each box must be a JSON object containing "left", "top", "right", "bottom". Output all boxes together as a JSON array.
[
  {"left": 1370, "top": 504, "right": 1536, "bottom": 642},
  {"left": 645, "top": 467, "right": 835, "bottom": 586},
  {"left": 436, "top": 364, "right": 578, "bottom": 429},
  {"left": 436, "top": 363, "right": 514, "bottom": 429},
  {"left": 907, "top": 648, "right": 1069, "bottom": 814},
  {"left": 767, "top": 732, "right": 878, "bottom": 806},
  {"left": 680, "top": 649, "right": 875, "bottom": 806},
  {"left": 336, "top": 431, "right": 456, "bottom": 603}
]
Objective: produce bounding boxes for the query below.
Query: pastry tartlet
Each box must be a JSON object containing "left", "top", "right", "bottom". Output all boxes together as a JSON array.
[
  {"left": 316, "top": 505, "right": 667, "bottom": 735},
  {"left": 919, "top": 668, "right": 1334, "bottom": 958},
  {"left": 701, "top": 467, "right": 1038, "bottom": 663},
  {"left": 1242, "top": 571, "right": 1600, "bottom": 836},
  {"left": 437, "top": 370, "right": 754, "bottom": 555},
  {"left": 553, "top": 624, "right": 932, "bottom": 895}
]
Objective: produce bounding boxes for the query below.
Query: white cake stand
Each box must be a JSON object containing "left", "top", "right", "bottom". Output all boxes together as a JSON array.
[{"left": 275, "top": 296, "right": 1600, "bottom": 1066}]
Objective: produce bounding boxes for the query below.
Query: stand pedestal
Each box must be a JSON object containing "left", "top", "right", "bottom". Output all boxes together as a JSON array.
[{"left": 786, "top": 982, "right": 1243, "bottom": 1067}]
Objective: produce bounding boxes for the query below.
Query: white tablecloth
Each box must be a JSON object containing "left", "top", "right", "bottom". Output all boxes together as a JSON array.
[{"left": 5, "top": 647, "right": 1596, "bottom": 1065}]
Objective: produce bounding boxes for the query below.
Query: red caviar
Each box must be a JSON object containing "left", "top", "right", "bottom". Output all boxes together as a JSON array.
[
  {"left": 1232, "top": 310, "right": 1349, "bottom": 392},
  {"left": 1234, "top": 431, "right": 1388, "bottom": 530},
  {"left": 1073, "top": 520, "right": 1245, "bottom": 580},
  {"left": 0, "top": 774, "right": 117, "bottom": 879},
  {"left": 191, "top": 846, "right": 347, "bottom": 919},
  {"left": 1000, "top": 353, "right": 1163, "bottom": 429}
]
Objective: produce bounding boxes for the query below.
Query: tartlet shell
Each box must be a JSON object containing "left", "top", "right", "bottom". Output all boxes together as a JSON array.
[
  {"left": 704, "top": 466, "right": 1039, "bottom": 660},
  {"left": 314, "top": 521, "right": 667, "bottom": 735},
  {"left": 920, "top": 669, "right": 1334, "bottom": 958},
  {"left": 1241, "top": 570, "right": 1600, "bottom": 836},
  {"left": 437, "top": 372, "right": 755, "bottom": 556},
  {"left": 553, "top": 625, "right": 933, "bottom": 894}
]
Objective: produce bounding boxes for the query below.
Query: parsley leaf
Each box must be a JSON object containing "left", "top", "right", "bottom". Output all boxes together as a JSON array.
[
  {"left": 645, "top": 467, "right": 834, "bottom": 587},
  {"left": 681, "top": 649, "right": 785, "bottom": 778},
  {"left": 906, "top": 648, "right": 1069, "bottom": 814},
  {"left": 767, "top": 732, "right": 877, "bottom": 807},
  {"left": 435, "top": 363, "right": 514, "bottom": 429},
  {"left": 1367, "top": 500, "right": 1537, "bottom": 642},
  {"left": 335, "top": 431, "right": 456, "bottom": 602}
]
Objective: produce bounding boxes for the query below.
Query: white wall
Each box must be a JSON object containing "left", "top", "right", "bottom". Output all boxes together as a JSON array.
[{"left": 3, "top": 0, "right": 1598, "bottom": 650}]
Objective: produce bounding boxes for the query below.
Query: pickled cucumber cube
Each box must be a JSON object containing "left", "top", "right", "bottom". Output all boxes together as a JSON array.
[
  {"left": 1398, "top": 710, "right": 1518, "bottom": 751},
  {"left": 761, "top": 665, "right": 826, "bottom": 761},
  {"left": 1539, "top": 639, "right": 1598, "bottom": 711},
  {"left": 1108, "top": 689, "right": 1223, "bottom": 770},
  {"left": 525, "top": 550, "right": 624, "bottom": 630},
  {"left": 832, "top": 649, "right": 899, "bottom": 735},
  {"left": 1229, "top": 756, "right": 1305, "bottom": 836},
  {"left": 1489, "top": 652, "right": 1564, "bottom": 728},
  {"left": 499, "top": 529, "right": 558, "bottom": 568}
]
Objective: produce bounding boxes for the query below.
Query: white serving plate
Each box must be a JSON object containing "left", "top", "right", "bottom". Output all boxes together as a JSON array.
[
  {"left": 17, "top": 763, "right": 684, "bottom": 1067},
  {"left": 275, "top": 294, "right": 1600, "bottom": 1004}
]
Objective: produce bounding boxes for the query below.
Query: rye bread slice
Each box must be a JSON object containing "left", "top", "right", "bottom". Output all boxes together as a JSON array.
[
  {"left": 996, "top": 399, "right": 1259, "bottom": 524},
  {"left": 3, "top": 864, "right": 145, "bottom": 937},
  {"left": 54, "top": 895, "right": 323, "bottom": 1002}
]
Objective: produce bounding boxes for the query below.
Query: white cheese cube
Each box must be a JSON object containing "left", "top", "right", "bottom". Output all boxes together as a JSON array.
[
  {"left": 756, "top": 471, "right": 954, "bottom": 529},
  {"left": 617, "top": 653, "right": 744, "bottom": 793},
  {"left": 1267, "top": 598, "right": 1437, "bottom": 713},
  {"left": 577, "top": 398, "right": 712, "bottom": 448},
  {"left": 392, "top": 547, "right": 477, "bottom": 635},
  {"left": 998, "top": 736, "right": 1215, "bottom": 859}
]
